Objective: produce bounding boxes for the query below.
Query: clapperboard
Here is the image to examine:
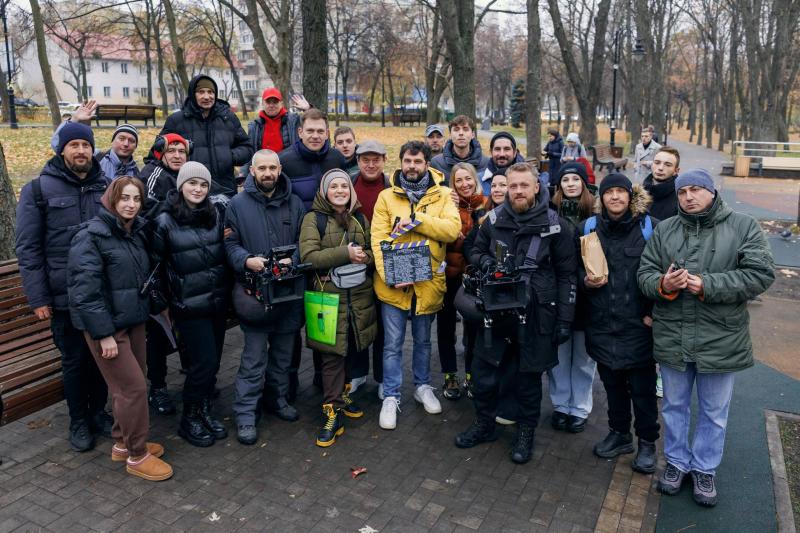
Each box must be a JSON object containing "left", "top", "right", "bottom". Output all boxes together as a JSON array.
[{"left": 381, "top": 219, "right": 433, "bottom": 286}]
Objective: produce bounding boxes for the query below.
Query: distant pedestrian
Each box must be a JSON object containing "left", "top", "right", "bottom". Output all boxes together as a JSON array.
[
  {"left": 543, "top": 127, "right": 565, "bottom": 180},
  {"left": 633, "top": 128, "right": 662, "bottom": 182},
  {"left": 561, "top": 132, "right": 587, "bottom": 162}
]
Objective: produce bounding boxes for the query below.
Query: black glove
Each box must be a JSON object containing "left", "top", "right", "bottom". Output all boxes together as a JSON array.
[
  {"left": 481, "top": 259, "right": 497, "bottom": 274},
  {"left": 555, "top": 321, "right": 571, "bottom": 345}
]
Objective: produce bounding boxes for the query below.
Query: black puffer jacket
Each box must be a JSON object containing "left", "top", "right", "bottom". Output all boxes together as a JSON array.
[
  {"left": 152, "top": 191, "right": 230, "bottom": 318},
  {"left": 469, "top": 189, "right": 577, "bottom": 373},
  {"left": 278, "top": 140, "right": 346, "bottom": 210},
  {"left": 578, "top": 185, "right": 659, "bottom": 369},
  {"left": 68, "top": 209, "right": 151, "bottom": 340},
  {"left": 159, "top": 75, "right": 252, "bottom": 197}
]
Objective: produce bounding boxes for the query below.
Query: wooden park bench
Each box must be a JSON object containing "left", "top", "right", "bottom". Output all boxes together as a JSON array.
[
  {"left": 95, "top": 104, "right": 158, "bottom": 127},
  {"left": 0, "top": 260, "right": 63, "bottom": 426},
  {"left": 589, "top": 144, "right": 628, "bottom": 173},
  {"left": 398, "top": 109, "right": 423, "bottom": 126}
]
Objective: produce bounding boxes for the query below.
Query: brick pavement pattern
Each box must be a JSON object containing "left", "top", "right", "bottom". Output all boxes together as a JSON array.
[{"left": 0, "top": 326, "right": 657, "bottom": 532}]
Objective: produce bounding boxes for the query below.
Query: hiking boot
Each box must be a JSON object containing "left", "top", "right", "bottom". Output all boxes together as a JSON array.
[
  {"left": 69, "top": 419, "right": 95, "bottom": 452},
  {"left": 111, "top": 442, "right": 164, "bottom": 462},
  {"left": 442, "top": 373, "right": 462, "bottom": 401},
  {"left": 126, "top": 453, "right": 173, "bottom": 481},
  {"left": 413, "top": 384, "right": 442, "bottom": 414},
  {"left": 148, "top": 387, "right": 176, "bottom": 415},
  {"left": 178, "top": 403, "right": 215, "bottom": 447},
  {"left": 316, "top": 404, "right": 344, "bottom": 447},
  {"left": 463, "top": 373, "right": 474, "bottom": 399},
  {"left": 199, "top": 399, "right": 228, "bottom": 439},
  {"left": 454, "top": 417, "right": 497, "bottom": 449},
  {"left": 593, "top": 430, "right": 635, "bottom": 458},
  {"left": 349, "top": 376, "right": 367, "bottom": 395},
  {"left": 266, "top": 398, "right": 299, "bottom": 422},
  {"left": 551, "top": 411, "right": 568, "bottom": 431},
  {"left": 341, "top": 384, "right": 363, "bottom": 418},
  {"left": 379, "top": 396, "right": 400, "bottom": 430},
  {"left": 632, "top": 439, "right": 657, "bottom": 474},
  {"left": 510, "top": 424, "right": 536, "bottom": 464},
  {"left": 690, "top": 471, "right": 718, "bottom": 507},
  {"left": 658, "top": 463, "right": 687, "bottom": 495},
  {"left": 237, "top": 424, "right": 258, "bottom": 445},
  {"left": 90, "top": 410, "right": 114, "bottom": 438},
  {"left": 567, "top": 415, "right": 587, "bottom": 434}
]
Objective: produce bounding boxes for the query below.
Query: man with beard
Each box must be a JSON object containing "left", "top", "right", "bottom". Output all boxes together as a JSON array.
[
  {"left": 16, "top": 122, "right": 113, "bottom": 452},
  {"left": 455, "top": 163, "right": 577, "bottom": 464},
  {"left": 225, "top": 149, "right": 306, "bottom": 445},
  {"left": 642, "top": 147, "right": 681, "bottom": 221},
  {"left": 424, "top": 124, "right": 446, "bottom": 157},
  {"left": 478, "top": 131, "right": 525, "bottom": 195},
  {"left": 430, "top": 115, "right": 490, "bottom": 182}
]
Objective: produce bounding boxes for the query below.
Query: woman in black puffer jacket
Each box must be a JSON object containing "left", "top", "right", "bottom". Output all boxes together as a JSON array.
[
  {"left": 152, "top": 162, "right": 231, "bottom": 448},
  {"left": 68, "top": 177, "right": 173, "bottom": 482}
]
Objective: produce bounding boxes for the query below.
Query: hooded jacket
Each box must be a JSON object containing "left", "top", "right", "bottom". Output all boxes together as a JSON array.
[
  {"left": 67, "top": 208, "right": 151, "bottom": 339},
  {"left": 278, "top": 140, "right": 347, "bottom": 210},
  {"left": 370, "top": 168, "right": 461, "bottom": 315},
  {"left": 15, "top": 156, "right": 110, "bottom": 310},
  {"left": 637, "top": 195, "right": 775, "bottom": 373},
  {"left": 159, "top": 75, "right": 253, "bottom": 197},
  {"left": 642, "top": 173, "right": 678, "bottom": 221},
  {"left": 578, "top": 185, "right": 659, "bottom": 369},
  {"left": 299, "top": 191, "right": 377, "bottom": 356},
  {"left": 430, "top": 139, "right": 490, "bottom": 182}
]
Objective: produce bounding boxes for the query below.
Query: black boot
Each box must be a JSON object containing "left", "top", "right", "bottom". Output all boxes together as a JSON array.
[
  {"left": 316, "top": 404, "right": 344, "bottom": 447},
  {"left": 510, "top": 424, "right": 535, "bottom": 464},
  {"left": 632, "top": 439, "right": 657, "bottom": 474},
  {"left": 200, "top": 398, "right": 228, "bottom": 440},
  {"left": 178, "top": 403, "right": 215, "bottom": 447},
  {"left": 148, "top": 387, "right": 177, "bottom": 415},
  {"left": 593, "top": 430, "right": 635, "bottom": 458},
  {"left": 454, "top": 417, "right": 498, "bottom": 449},
  {"left": 68, "top": 419, "right": 95, "bottom": 452}
]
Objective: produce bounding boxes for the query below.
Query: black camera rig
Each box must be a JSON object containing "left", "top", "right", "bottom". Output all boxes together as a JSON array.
[{"left": 244, "top": 245, "right": 312, "bottom": 309}]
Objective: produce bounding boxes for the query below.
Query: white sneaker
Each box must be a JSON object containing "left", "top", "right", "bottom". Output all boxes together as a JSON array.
[
  {"left": 414, "top": 384, "right": 442, "bottom": 414},
  {"left": 377, "top": 383, "right": 384, "bottom": 401},
  {"left": 379, "top": 396, "right": 400, "bottom": 430},
  {"left": 350, "top": 376, "right": 367, "bottom": 395}
]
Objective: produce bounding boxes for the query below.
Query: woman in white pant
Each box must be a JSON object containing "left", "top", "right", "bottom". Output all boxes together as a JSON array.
[{"left": 547, "top": 162, "right": 597, "bottom": 432}]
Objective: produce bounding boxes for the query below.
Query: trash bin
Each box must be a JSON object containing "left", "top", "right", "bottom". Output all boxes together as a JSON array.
[{"left": 734, "top": 156, "right": 751, "bottom": 177}]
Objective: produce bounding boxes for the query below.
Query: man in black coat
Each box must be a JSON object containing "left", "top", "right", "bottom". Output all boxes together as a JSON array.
[
  {"left": 455, "top": 163, "right": 577, "bottom": 464},
  {"left": 642, "top": 146, "right": 680, "bottom": 221},
  {"left": 159, "top": 74, "right": 252, "bottom": 198},
  {"left": 15, "top": 122, "right": 112, "bottom": 452},
  {"left": 225, "top": 149, "right": 306, "bottom": 445},
  {"left": 578, "top": 173, "right": 660, "bottom": 474}
]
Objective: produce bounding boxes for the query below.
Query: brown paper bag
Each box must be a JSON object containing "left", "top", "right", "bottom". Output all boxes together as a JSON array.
[{"left": 580, "top": 232, "right": 608, "bottom": 282}]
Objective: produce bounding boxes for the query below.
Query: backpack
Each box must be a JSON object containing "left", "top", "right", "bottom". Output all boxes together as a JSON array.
[
  {"left": 582, "top": 214, "right": 653, "bottom": 241},
  {"left": 31, "top": 177, "right": 46, "bottom": 214}
]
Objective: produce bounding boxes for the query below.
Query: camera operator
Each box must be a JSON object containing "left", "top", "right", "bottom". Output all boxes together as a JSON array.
[
  {"left": 456, "top": 162, "right": 576, "bottom": 464},
  {"left": 225, "top": 149, "right": 306, "bottom": 445}
]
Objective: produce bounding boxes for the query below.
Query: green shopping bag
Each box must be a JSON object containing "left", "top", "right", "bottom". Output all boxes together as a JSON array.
[{"left": 304, "top": 291, "right": 339, "bottom": 346}]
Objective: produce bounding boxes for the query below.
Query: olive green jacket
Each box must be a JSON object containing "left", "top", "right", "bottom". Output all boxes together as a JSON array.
[{"left": 637, "top": 196, "right": 774, "bottom": 372}]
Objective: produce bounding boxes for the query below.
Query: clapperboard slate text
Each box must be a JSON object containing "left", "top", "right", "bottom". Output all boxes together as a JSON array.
[{"left": 381, "top": 220, "right": 433, "bottom": 286}]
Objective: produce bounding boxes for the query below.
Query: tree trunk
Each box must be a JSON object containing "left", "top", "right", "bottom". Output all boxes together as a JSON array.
[
  {"left": 29, "top": 0, "right": 60, "bottom": 128},
  {"left": 367, "top": 67, "right": 380, "bottom": 116},
  {"left": 440, "top": 0, "right": 476, "bottom": 119},
  {"left": 301, "top": 0, "right": 328, "bottom": 110},
  {"left": 154, "top": 20, "right": 170, "bottom": 115},
  {"left": 525, "top": 0, "right": 542, "bottom": 157},
  {"left": 163, "top": 0, "right": 189, "bottom": 93},
  {"left": 0, "top": 62, "right": 9, "bottom": 123},
  {"left": 0, "top": 142, "right": 16, "bottom": 260},
  {"left": 227, "top": 56, "right": 248, "bottom": 118}
]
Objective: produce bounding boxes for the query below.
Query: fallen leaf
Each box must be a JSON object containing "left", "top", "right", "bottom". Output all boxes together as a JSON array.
[
  {"left": 26, "top": 418, "right": 51, "bottom": 430},
  {"left": 209, "top": 512, "right": 220, "bottom": 522},
  {"left": 351, "top": 466, "right": 368, "bottom": 478}
]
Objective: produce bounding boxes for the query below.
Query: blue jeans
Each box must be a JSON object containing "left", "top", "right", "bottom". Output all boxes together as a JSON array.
[
  {"left": 661, "top": 363, "right": 736, "bottom": 475},
  {"left": 547, "top": 331, "right": 596, "bottom": 419},
  {"left": 382, "top": 302, "right": 433, "bottom": 401}
]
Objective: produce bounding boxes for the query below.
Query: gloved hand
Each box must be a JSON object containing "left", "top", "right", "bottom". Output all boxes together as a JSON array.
[
  {"left": 555, "top": 321, "right": 571, "bottom": 345},
  {"left": 481, "top": 259, "right": 497, "bottom": 274}
]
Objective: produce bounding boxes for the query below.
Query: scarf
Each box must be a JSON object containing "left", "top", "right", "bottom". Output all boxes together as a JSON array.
[
  {"left": 259, "top": 108, "right": 287, "bottom": 152},
  {"left": 399, "top": 171, "right": 431, "bottom": 205},
  {"left": 294, "top": 138, "right": 331, "bottom": 163}
]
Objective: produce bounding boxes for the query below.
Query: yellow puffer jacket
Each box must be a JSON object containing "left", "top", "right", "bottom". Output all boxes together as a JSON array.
[{"left": 370, "top": 168, "right": 461, "bottom": 315}]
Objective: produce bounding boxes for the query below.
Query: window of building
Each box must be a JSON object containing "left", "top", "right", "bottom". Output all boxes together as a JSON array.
[
  {"left": 87, "top": 86, "right": 93, "bottom": 97},
  {"left": 123, "top": 87, "right": 130, "bottom": 98},
  {"left": 141, "top": 87, "right": 148, "bottom": 96},
  {"left": 101, "top": 62, "right": 109, "bottom": 73},
  {"left": 85, "top": 61, "right": 92, "bottom": 72},
  {"left": 244, "top": 80, "right": 256, "bottom": 90},
  {"left": 103, "top": 86, "right": 111, "bottom": 97},
  {"left": 121, "top": 63, "right": 128, "bottom": 74}
]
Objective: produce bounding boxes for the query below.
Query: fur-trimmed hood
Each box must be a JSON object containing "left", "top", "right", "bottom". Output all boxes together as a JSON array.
[{"left": 593, "top": 183, "right": 652, "bottom": 217}]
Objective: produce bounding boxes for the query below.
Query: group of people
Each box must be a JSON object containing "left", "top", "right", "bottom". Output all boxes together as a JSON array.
[{"left": 14, "top": 74, "right": 775, "bottom": 511}]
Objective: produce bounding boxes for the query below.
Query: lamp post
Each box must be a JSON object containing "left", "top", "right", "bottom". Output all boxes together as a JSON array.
[
  {"left": 1, "top": 0, "right": 18, "bottom": 129},
  {"left": 609, "top": 30, "right": 644, "bottom": 147}
]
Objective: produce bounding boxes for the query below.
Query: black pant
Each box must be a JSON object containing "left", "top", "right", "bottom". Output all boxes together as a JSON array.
[
  {"left": 50, "top": 310, "right": 107, "bottom": 424},
  {"left": 436, "top": 277, "right": 461, "bottom": 374},
  {"left": 471, "top": 343, "right": 543, "bottom": 427},
  {"left": 174, "top": 314, "right": 227, "bottom": 404},
  {"left": 596, "top": 362, "right": 660, "bottom": 442},
  {"left": 349, "top": 301, "right": 384, "bottom": 383},
  {"left": 146, "top": 317, "right": 177, "bottom": 389}
]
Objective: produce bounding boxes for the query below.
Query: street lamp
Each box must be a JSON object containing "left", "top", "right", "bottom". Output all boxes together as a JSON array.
[
  {"left": 1, "top": 0, "right": 18, "bottom": 129},
  {"left": 609, "top": 30, "right": 644, "bottom": 147}
]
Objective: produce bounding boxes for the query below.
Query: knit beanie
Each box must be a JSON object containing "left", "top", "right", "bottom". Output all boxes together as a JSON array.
[
  {"left": 557, "top": 161, "right": 589, "bottom": 186},
  {"left": 176, "top": 161, "right": 212, "bottom": 190},
  {"left": 56, "top": 122, "right": 95, "bottom": 155},
  {"left": 320, "top": 169, "right": 358, "bottom": 210},
  {"left": 599, "top": 173, "right": 632, "bottom": 196},
  {"left": 674, "top": 168, "right": 715, "bottom": 194},
  {"left": 194, "top": 77, "right": 216, "bottom": 94},
  {"left": 490, "top": 131, "right": 517, "bottom": 151},
  {"left": 112, "top": 123, "right": 138, "bottom": 143}
]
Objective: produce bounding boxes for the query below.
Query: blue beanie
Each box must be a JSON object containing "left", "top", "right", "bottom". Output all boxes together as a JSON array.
[
  {"left": 56, "top": 122, "right": 95, "bottom": 155},
  {"left": 675, "top": 168, "right": 715, "bottom": 194}
]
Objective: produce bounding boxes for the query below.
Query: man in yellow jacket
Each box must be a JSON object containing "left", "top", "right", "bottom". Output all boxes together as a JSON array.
[{"left": 371, "top": 140, "right": 461, "bottom": 430}]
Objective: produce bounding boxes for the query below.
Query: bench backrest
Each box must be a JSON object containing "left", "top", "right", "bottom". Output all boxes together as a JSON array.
[
  {"left": 593, "top": 144, "right": 612, "bottom": 159},
  {"left": 96, "top": 105, "right": 157, "bottom": 118}
]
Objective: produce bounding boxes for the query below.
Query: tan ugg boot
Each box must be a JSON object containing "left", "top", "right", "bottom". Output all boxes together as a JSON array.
[
  {"left": 111, "top": 442, "right": 165, "bottom": 462},
  {"left": 126, "top": 453, "right": 173, "bottom": 481}
]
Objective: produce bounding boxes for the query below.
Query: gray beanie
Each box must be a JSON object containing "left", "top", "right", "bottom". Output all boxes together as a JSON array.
[
  {"left": 177, "top": 161, "right": 212, "bottom": 190},
  {"left": 674, "top": 168, "right": 715, "bottom": 194}
]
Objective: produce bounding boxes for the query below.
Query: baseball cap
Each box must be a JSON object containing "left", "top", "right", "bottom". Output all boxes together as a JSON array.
[
  {"left": 425, "top": 124, "right": 445, "bottom": 137},
  {"left": 262, "top": 87, "right": 283, "bottom": 101},
  {"left": 356, "top": 140, "right": 387, "bottom": 156}
]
